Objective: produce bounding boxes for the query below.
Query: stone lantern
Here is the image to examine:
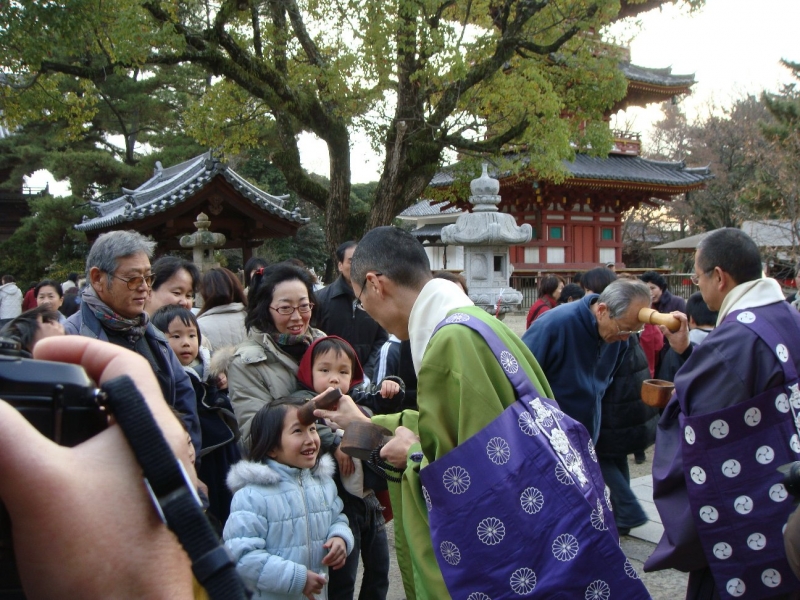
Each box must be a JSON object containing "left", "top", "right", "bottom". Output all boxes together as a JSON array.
[
  {"left": 441, "top": 164, "right": 531, "bottom": 317},
  {"left": 180, "top": 212, "right": 227, "bottom": 274}
]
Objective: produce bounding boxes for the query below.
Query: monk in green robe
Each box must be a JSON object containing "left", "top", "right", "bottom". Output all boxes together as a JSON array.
[{"left": 315, "top": 226, "right": 553, "bottom": 600}]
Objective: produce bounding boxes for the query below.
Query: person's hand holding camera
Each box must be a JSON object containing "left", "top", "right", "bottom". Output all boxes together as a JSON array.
[{"left": 0, "top": 336, "right": 195, "bottom": 599}]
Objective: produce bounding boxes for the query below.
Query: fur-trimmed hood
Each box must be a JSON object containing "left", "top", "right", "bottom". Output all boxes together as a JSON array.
[
  {"left": 227, "top": 454, "right": 335, "bottom": 493},
  {"left": 209, "top": 344, "right": 237, "bottom": 378}
]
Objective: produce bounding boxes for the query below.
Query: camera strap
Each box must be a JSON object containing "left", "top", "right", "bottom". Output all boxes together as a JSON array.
[{"left": 100, "top": 375, "right": 249, "bottom": 600}]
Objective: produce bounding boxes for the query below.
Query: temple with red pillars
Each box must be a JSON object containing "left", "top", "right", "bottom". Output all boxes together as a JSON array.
[{"left": 400, "top": 60, "right": 713, "bottom": 274}]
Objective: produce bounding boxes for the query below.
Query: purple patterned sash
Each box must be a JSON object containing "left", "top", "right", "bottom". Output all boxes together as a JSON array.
[
  {"left": 679, "top": 306, "right": 800, "bottom": 599},
  {"left": 419, "top": 311, "right": 651, "bottom": 599}
]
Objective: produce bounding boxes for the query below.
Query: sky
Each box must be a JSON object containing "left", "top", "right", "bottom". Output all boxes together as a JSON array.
[{"left": 28, "top": 0, "right": 800, "bottom": 194}]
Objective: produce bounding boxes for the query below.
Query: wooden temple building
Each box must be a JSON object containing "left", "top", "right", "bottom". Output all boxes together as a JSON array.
[
  {"left": 76, "top": 152, "right": 307, "bottom": 262},
  {"left": 400, "top": 61, "right": 713, "bottom": 273}
]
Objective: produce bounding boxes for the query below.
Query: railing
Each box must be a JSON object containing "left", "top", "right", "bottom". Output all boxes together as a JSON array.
[{"left": 509, "top": 272, "right": 697, "bottom": 312}]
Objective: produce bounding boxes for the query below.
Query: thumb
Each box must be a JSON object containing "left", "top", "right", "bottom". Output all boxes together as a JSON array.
[{"left": 0, "top": 399, "right": 65, "bottom": 506}]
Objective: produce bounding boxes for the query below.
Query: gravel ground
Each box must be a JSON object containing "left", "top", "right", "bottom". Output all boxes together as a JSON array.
[{"left": 356, "top": 312, "right": 689, "bottom": 599}]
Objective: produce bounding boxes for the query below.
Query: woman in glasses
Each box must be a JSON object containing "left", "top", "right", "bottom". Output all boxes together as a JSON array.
[{"left": 224, "top": 262, "right": 324, "bottom": 438}]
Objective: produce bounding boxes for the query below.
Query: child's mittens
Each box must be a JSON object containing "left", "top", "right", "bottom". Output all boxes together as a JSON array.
[
  {"left": 303, "top": 570, "right": 327, "bottom": 598},
  {"left": 379, "top": 379, "right": 400, "bottom": 398},
  {"left": 322, "top": 536, "right": 348, "bottom": 570}
]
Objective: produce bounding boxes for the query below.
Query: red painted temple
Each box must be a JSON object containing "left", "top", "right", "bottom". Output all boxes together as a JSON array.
[{"left": 401, "top": 61, "right": 712, "bottom": 273}]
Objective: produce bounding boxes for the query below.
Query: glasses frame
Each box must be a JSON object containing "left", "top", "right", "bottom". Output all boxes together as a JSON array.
[
  {"left": 690, "top": 269, "right": 712, "bottom": 285},
  {"left": 270, "top": 302, "right": 315, "bottom": 316},
  {"left": 355, "top": 272, "right": 383, "bottom": 310},
  {"left": 111, "top": 273, "right": 155, "bottom": 290},
  {"left": 612, "top": 317, "right": 644, "bottom": 337}
]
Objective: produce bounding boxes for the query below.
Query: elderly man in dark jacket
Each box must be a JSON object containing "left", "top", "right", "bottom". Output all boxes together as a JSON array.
[
  {"left": 314, "top": 240, "right": 389, "bottom": 383},
  {"left": 65, "top": 230, "right": 200, "bottom": 452}
]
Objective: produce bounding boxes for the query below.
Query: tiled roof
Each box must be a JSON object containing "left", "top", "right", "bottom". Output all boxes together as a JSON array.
[
  {"left": 621, "top": 63, "right": 695, "bottom": 88},
  {"left": 564, "top": 154, "right": 711, "bottom": 186},
  {"left": 429, "top": 154, "right": 711, "bottom": 189},
  {"left": 398, "top": 199, "right": 463, "bottom": 218},
  {"left": 408, "top": 223, "right": 450, "bottom": 239},
  {"left": 76, "top": 152, "right": 307, "bottom": 232}
]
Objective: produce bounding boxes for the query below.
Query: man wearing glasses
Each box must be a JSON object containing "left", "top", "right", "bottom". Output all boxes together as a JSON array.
[
  {"left": 522, "top": 278, "right": 652, "bottom": 444},
  {"left": 65, "top": 230, "right": 200, "bottom": 451},
  {"left": 645, "top": 228, "right": 800, "bottom": 599}
]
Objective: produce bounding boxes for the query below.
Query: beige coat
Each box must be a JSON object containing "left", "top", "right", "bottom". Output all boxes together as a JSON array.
[
  {"left": 197, "top": 302, "right": 247, "bottom": 350},
  {"left": 227, "top": 327, "right": 325, "bottom": 439}
]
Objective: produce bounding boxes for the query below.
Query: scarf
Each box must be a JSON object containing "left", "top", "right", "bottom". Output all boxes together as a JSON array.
[
  {"left": 408, "top": 278, "right": 474, "bottom": 374},
  {"left": 81, "top": 286, "right": 150, "bottom": 343},
  {"left": 269, "top": 329, "right": 315, "bottom": 361},
  {"left": 716, "top": 277, "right": 785, "bottom": 325}
]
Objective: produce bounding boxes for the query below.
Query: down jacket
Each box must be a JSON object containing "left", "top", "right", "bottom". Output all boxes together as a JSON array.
[
  {"left": 223, "top": 455, "right": 354, "bottom": 600},
  {"left": 197, "top": 302, "right": 247, "bottom": 350},
  {"left": 595, "top": 335, "right": 659, "bottom": 457},
  {"left": 227, "top": 327, "right": 325, "bottom": 439}
]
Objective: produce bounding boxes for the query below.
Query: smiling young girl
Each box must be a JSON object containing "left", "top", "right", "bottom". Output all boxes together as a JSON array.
[{"left": 224, "top": 398, "right": 353, "bottom": 600}]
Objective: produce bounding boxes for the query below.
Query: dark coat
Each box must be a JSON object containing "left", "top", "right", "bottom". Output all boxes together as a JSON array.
[
  {"left": 313, "top": 276, "right": 389, "bottom": 381},
  {"left": 595, "top": 335, "right": 659, "bottom": 457},
  {"left": 654, "top": 288, "right": 686, "bottom": 314},
  {"left": 65, "top": 300, "right": 201, "bottom": 452}
]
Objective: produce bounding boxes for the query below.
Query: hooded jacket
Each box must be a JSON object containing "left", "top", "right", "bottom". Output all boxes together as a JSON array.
[
  {"left": 227, "top": 327, "right": 326, "bottom": 439},
  {"left": 223, "top": 455, "right": 354, "bottom": 600},
  {"left": 0, "top": 282, "right": 23, "bottom": 320},
  {"left": 295, "top": 335, "right": 405, "bottom": 415}
]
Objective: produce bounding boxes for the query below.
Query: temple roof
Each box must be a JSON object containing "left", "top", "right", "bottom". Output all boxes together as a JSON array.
[
  {"left": 429, "top": 154, "right": 711, "bottom": 190},
  {"left": 621, "top": 63, "right": 695, "bottom": 89},
  {"left": 76, "top": 152, "right": 306, "bottom": 232},
  {"left": 398, "top": 198, "right": 463, "bottom": 218}
]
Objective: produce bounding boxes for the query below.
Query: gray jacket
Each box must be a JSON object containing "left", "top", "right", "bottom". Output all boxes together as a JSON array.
[{"left": 227, "top": 327, "right": 325, "bottom": 439}]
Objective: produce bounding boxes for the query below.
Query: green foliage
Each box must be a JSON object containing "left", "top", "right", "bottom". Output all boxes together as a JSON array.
[
  {"left": 0, "top": 194, "right": 90, "bottom": 282},
  {"left": 0, "top": 0, "right": 700, "bottom": 256}
]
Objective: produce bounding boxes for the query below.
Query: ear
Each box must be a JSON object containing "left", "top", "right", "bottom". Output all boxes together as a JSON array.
[
  {"left": 267, "top": 447, "right": 278, "bottom": 459},
  {"left": 595, "top": 301, "right": 608, "bottom": 318},
  {"left": 713, "top": 267, "right": 735, "bottom": 294},
  {"left": 89, "top": 267, "right": 105, "bottom": 292},
  {"left": 368, "top": 272, "right": 387, "bottom": 299}
]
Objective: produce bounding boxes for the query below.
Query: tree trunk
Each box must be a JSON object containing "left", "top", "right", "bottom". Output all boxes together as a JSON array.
[{"left": 325, "top": 123, "right": 352, "bottom": 256}]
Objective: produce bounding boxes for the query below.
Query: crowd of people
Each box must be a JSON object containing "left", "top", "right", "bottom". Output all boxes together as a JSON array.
[{"left": 3, "top": 226, "right": 800, "bottom": 600}]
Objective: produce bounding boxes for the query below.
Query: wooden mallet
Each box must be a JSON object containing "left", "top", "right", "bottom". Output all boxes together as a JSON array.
[{"left": 638, "top": 307, "right": 681, "bottom": 332}]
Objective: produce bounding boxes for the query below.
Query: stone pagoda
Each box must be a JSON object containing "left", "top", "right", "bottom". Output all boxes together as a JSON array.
[
  {"left": 180, "top": 212, "right": 227, "bottom": 274},
  {"left": 441, "top": 164, "right": 531, "bottom": 317}
]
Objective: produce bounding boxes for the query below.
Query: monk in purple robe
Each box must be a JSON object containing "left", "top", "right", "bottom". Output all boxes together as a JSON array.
[{"left": 646, "top": 228, "right": 800, "bottom": 600}]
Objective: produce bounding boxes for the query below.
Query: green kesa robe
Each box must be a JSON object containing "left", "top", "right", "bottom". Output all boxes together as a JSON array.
[{"left": 373, "top": 305, "right": 553, "bottom": 600}]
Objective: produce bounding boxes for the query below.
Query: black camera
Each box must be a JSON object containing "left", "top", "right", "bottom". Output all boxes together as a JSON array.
[{"left": 0, "top": 338, "right": 107, "bottom": 597}]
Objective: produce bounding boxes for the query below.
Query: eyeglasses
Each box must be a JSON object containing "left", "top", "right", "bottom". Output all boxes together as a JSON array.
[
  {"left": 355, "top": 272, "right": 383, "bottom": 310},
  {"left": 111, "top": 273, "right": 155, "bottom": 290},
  {"left": 270, "top": 303, "right": 314, "bottom": 316},
  {"left": 613, "top": 320, "right": 644, "bottom": 337},
  {"left": 690, "top": 270, "right": 712, "bottom": 285}
]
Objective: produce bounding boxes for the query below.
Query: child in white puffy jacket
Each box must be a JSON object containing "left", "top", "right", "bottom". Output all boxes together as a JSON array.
[{"left": 223, "top": 397, "right": 354, "bottom": 600}]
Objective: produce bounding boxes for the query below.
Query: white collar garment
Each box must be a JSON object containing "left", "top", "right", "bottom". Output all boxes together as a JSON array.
[
  {"left": 407, "top": 278, "right": 473, "bottom": 374},
  {"left": 716, "top": 277, "right": 785, "bottom": 325}
]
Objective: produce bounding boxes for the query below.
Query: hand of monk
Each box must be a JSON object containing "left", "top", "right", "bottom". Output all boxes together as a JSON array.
[
  {"left": 380, "top": 426, "right": 420, "bottom": 470},
  {"left": 0, "top": 337, "right": 195, "bottom": 599},
  {"left": 660, "top": 310, "right": 690, "bottom": 355},
  {"left": 314, "top": 394, "right": 370, "bottom": 430}
]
